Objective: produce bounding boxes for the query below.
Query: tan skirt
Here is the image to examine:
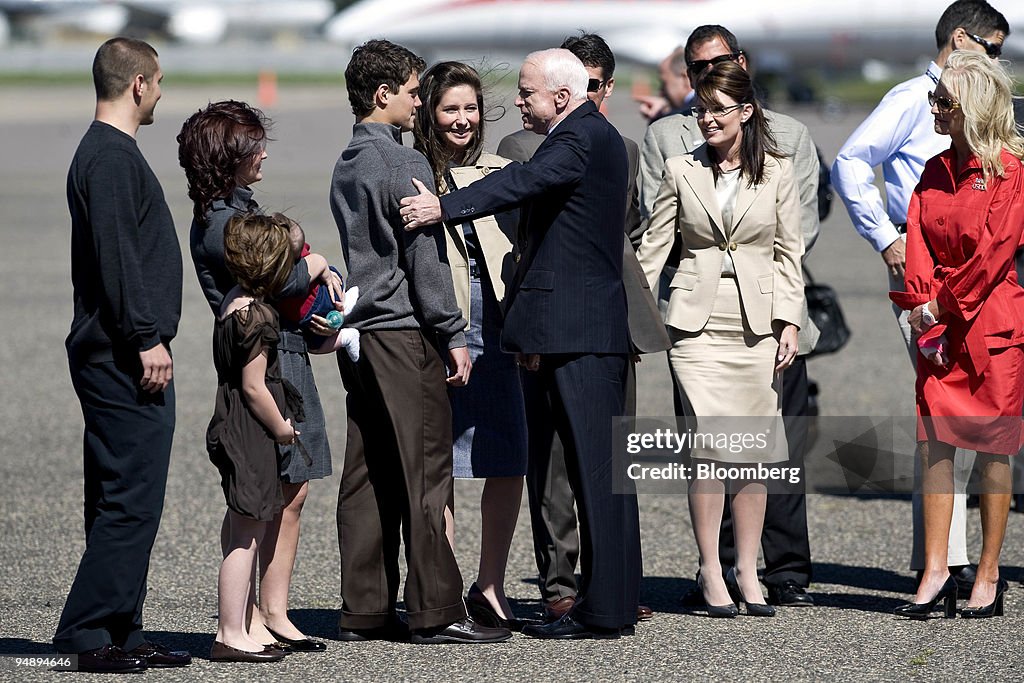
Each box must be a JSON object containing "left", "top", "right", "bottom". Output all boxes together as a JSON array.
[{"left": 668, "top": 277, "right": 788, "bottom": 464}]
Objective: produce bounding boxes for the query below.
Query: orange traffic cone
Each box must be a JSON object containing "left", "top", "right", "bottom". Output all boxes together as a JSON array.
[
  {"left": 258, "top": 70, "right": 278, "bottom": 108},
  {"left": 632, "top": 75, "right": 651, "bottom": 99}
]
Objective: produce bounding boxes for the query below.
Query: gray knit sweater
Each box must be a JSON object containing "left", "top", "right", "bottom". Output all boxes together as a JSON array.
[{"left": 330, "top": 122, "right": 466, "bottom": 349}]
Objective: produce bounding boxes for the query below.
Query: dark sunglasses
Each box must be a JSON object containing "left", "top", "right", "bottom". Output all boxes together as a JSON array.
[
  {"left": 927, "top": 91, "right": 960, "bottom": 113},
  {"left": 686, "top": 51, "right": 743, "bottom": 75},
  {"left": 967, "top": 32, "right": 1002, "bottom": 58},
  {"left": 587, "top": 78, "right": 609, "bottom": 93}
]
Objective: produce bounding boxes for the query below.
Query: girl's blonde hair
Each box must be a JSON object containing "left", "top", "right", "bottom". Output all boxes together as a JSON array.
[
  {"left": 223, "top": 212, "right": 294, "bottom": 299},
  {"left": 940, "top": 50, "right": 1024, "bottom": 182}
]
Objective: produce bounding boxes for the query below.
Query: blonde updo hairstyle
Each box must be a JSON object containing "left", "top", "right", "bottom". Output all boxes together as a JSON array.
[
  {"left": 223, "top": 212, "right": 295, "bottom": 299},
  {"left": 939, "top": 50, "right": 1024, "bottom": 182}
]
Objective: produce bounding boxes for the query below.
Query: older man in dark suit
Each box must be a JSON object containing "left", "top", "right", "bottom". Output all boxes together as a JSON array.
[
  {"left": 401, "top": 47, "right": 641, "bottom": 639},
  {"left": 497, "top": 33, "right": 667, "bottom": 625}
]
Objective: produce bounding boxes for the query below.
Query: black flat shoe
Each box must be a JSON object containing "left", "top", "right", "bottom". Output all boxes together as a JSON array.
[
  {"left": 266, "top": 627, "right": 327, "bottom": 652},
  {"left": 725, "top": 568, "right": 776, "bottom": 617},
  {"left": 961, "top": 579, "right": 1008, "bottom": 619},
  {"left": 894, "top": 576, "right": 958, "bottom": 619},
  {"left": 466, "top": 583, "right": 534, "bottom": 631},
  {"left": 521, "top": 614, "right": 625, "bottom": 640},
  {"left": 209, "top": 641, "right": 286, "bottom": 663}
]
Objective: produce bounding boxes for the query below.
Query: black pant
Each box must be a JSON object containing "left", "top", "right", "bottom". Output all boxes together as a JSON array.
[
  {"left": 54, "top": 356, "right": 174, "bottom": 654},
  {"left": 336, "top": 330, "right": 466, "bottom": 631},
  {"left": 526, "top": 360, "right": 642, "bottom": 604},
  {"left": 717, "top": 356, "right": 813, "bottom": 587},
  {"left": 523, "top": 353, "right": 640, "bottom": 629}
]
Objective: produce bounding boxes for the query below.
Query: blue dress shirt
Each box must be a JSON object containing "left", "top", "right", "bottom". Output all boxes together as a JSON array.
[{"left": 831, "top": 62, "right": 949, "bottom": 253}]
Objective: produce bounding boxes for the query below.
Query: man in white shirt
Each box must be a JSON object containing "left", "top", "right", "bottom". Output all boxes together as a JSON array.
[{"left": 831, "top": 0, "right": 1009, "bottom": 588}]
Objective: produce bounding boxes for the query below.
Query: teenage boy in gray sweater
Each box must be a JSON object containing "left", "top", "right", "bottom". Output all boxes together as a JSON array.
[{"left": 329, "top": 39, "right": 509, "bottom": 645}]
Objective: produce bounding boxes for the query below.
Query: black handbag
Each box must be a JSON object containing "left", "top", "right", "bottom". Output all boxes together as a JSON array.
[{"left": 804, "top": 266, "right": 851, "bottom": 357}]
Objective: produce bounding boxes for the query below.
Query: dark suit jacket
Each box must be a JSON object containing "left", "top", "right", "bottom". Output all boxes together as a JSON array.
[
  {"left": 442, "top": 101, "right": 631, "bottom": 355},
  {"left": 497, "top": 126, "right": 670, "bottom": 354}
]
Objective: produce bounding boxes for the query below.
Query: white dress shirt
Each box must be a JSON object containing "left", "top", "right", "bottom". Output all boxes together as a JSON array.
[{"left": 831, "top": 62, "right": 948, "bottom": 253}]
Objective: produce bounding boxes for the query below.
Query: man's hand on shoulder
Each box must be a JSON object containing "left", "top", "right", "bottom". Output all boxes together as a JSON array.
[
  {"left": 139, "top": 343, "right": 173, "bottom": 393},
  {"left": 881, "top": 238, "right": 906, "bottom": 279},
  {"left": 446, "top": 346, "right": 472, "bottom": 387},
  {"left": 400, "top": 178, "right": 442, "bottom": 230}
]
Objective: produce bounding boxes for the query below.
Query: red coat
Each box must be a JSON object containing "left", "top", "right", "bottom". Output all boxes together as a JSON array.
[{"left": 890, "top": 147, "right": 1024, "bottom": 454}]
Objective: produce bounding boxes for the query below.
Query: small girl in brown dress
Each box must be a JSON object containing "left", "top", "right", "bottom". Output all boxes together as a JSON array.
[{"left": 206, "top": 212, "right": 303, "bottom": 662}]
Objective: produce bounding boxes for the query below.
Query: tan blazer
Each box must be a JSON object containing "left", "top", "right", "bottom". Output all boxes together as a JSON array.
[
  {"left": 442, "top": 153, "right": 516, "bottom": 328},
  {"left": 636, "top": 145, "right": 805, "bottom": 336}
]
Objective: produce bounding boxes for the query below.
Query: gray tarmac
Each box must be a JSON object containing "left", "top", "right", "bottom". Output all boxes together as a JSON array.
[{"left": 1, "top": 81, "right": 1022, "bottom": 681}]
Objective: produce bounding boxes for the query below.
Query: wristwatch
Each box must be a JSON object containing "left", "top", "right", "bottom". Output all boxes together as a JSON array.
[{"left": 921, "top": 303, "right": 938, "bottom": 327}]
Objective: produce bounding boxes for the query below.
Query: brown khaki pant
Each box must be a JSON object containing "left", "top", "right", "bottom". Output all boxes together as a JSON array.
[{"left": 336, "top": 330, "right": 466, "bottom": 631}]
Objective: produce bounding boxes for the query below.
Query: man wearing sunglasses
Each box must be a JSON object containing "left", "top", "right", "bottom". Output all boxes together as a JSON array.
[
  {"left": 831, "top": 0, "right": 1009, "bottom": 594},
  {"left": 638, "top": 23, "right": 822, "bottom": 610}
]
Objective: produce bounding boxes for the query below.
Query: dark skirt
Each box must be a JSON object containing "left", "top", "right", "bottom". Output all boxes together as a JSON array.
[
  {"left": 276, "top": 329, "right": 333, "bottom": 482},
  {"left": 449, "top": 267, "right": 528, "bottom": 478}
]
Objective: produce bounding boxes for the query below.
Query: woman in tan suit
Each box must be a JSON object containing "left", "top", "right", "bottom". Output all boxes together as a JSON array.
[
  {"left": 413, "top": 61, "right": 528, "bottom": 630},
  {"left": 637, "top": 61, "right": 804, "bottom": 617}
]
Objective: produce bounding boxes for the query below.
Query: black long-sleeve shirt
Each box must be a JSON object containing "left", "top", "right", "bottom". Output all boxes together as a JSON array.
[{"left": 66, "top": 121, "right": 182, "bottom": 362}]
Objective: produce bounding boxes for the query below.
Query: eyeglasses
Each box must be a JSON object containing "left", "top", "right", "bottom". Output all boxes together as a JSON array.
[
  {"left": 927, "top": 91, "right": 961, "bottom": 113},
  {"left": 587, "top": 78, "right": 609, "bottom": 93},
  {"left": 690, "top": 103, "right": 745, "bottom": 119},
  {"left": 686, "top": 51, "right": 743, "bottom": 75},
  {"left": 967, "top": 32, "right": 1002, "bottom": 58}
]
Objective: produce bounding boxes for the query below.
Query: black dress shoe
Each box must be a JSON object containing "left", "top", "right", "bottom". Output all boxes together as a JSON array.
[
  {"left": 266, "top": 627, "right": 327, "bottom": 652},
  {"left": 916, "top": 565, "right": 976, "bottom": 595},
  {"left": 766, "top": 580, "right": 815, "bottom": 607},
  {"left": 466, "top": 583, "right": 534, "bottom": 631},
  {"left": 950, "top": 565, "right": 977, "bottom": 595},
  {"left": 543, "top": 595, "right": 577, "bottom": 622},
  {"left": 522, "top": 614, "right": 625, "bottom": 640},
  {"left": 637, "top": 605, "right": 654, "bottom": 620},
  {"left": 209, "top": 641, "right": 287, "bottom": 663},
  {"left": 337, "top": 614, "right": 410, "bottom": 642},
  {"left": 961, "top": 578, "right": 1008, "bottom": 619},
  {"left": 128, "top": 641, "right": 192, "bottom": 667},
  {"left": 76, "top": 645, "right": 147, "bottom": 673},
  {"left": 410, "top": 617, "right": 512, "bottom": 644},
  {"left": 894, "top": 576, "right": 958, "bottom": 619}
]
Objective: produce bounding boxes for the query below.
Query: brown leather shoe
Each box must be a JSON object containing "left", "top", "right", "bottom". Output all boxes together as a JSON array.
[
  {"left": 544, "top": 596, "right": 577, "bottom": 622},
  {"left": 209, "top": 641, "right": 286, "bottom": 663},
  {"left": 637, "top": 604, "right": 654, "bottom": 620}
]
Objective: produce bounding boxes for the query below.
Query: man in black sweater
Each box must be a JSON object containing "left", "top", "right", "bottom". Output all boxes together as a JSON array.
[{"left": 55, "top": 37, "right": 189, "bottom": 673}]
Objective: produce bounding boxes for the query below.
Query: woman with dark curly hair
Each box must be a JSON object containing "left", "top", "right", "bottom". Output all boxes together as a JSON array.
[{"left": 178, "top": 100, "right": 338, "bottom": 652}]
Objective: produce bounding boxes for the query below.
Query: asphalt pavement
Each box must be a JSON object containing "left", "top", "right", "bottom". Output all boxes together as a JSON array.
[{"left": 0, "top": 80, "right": 1022, "bottom": 681}]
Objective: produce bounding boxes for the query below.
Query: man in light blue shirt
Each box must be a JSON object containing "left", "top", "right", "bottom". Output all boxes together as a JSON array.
[{"left": 831, "top": 0, "right": 1009, "bottom": 587}]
